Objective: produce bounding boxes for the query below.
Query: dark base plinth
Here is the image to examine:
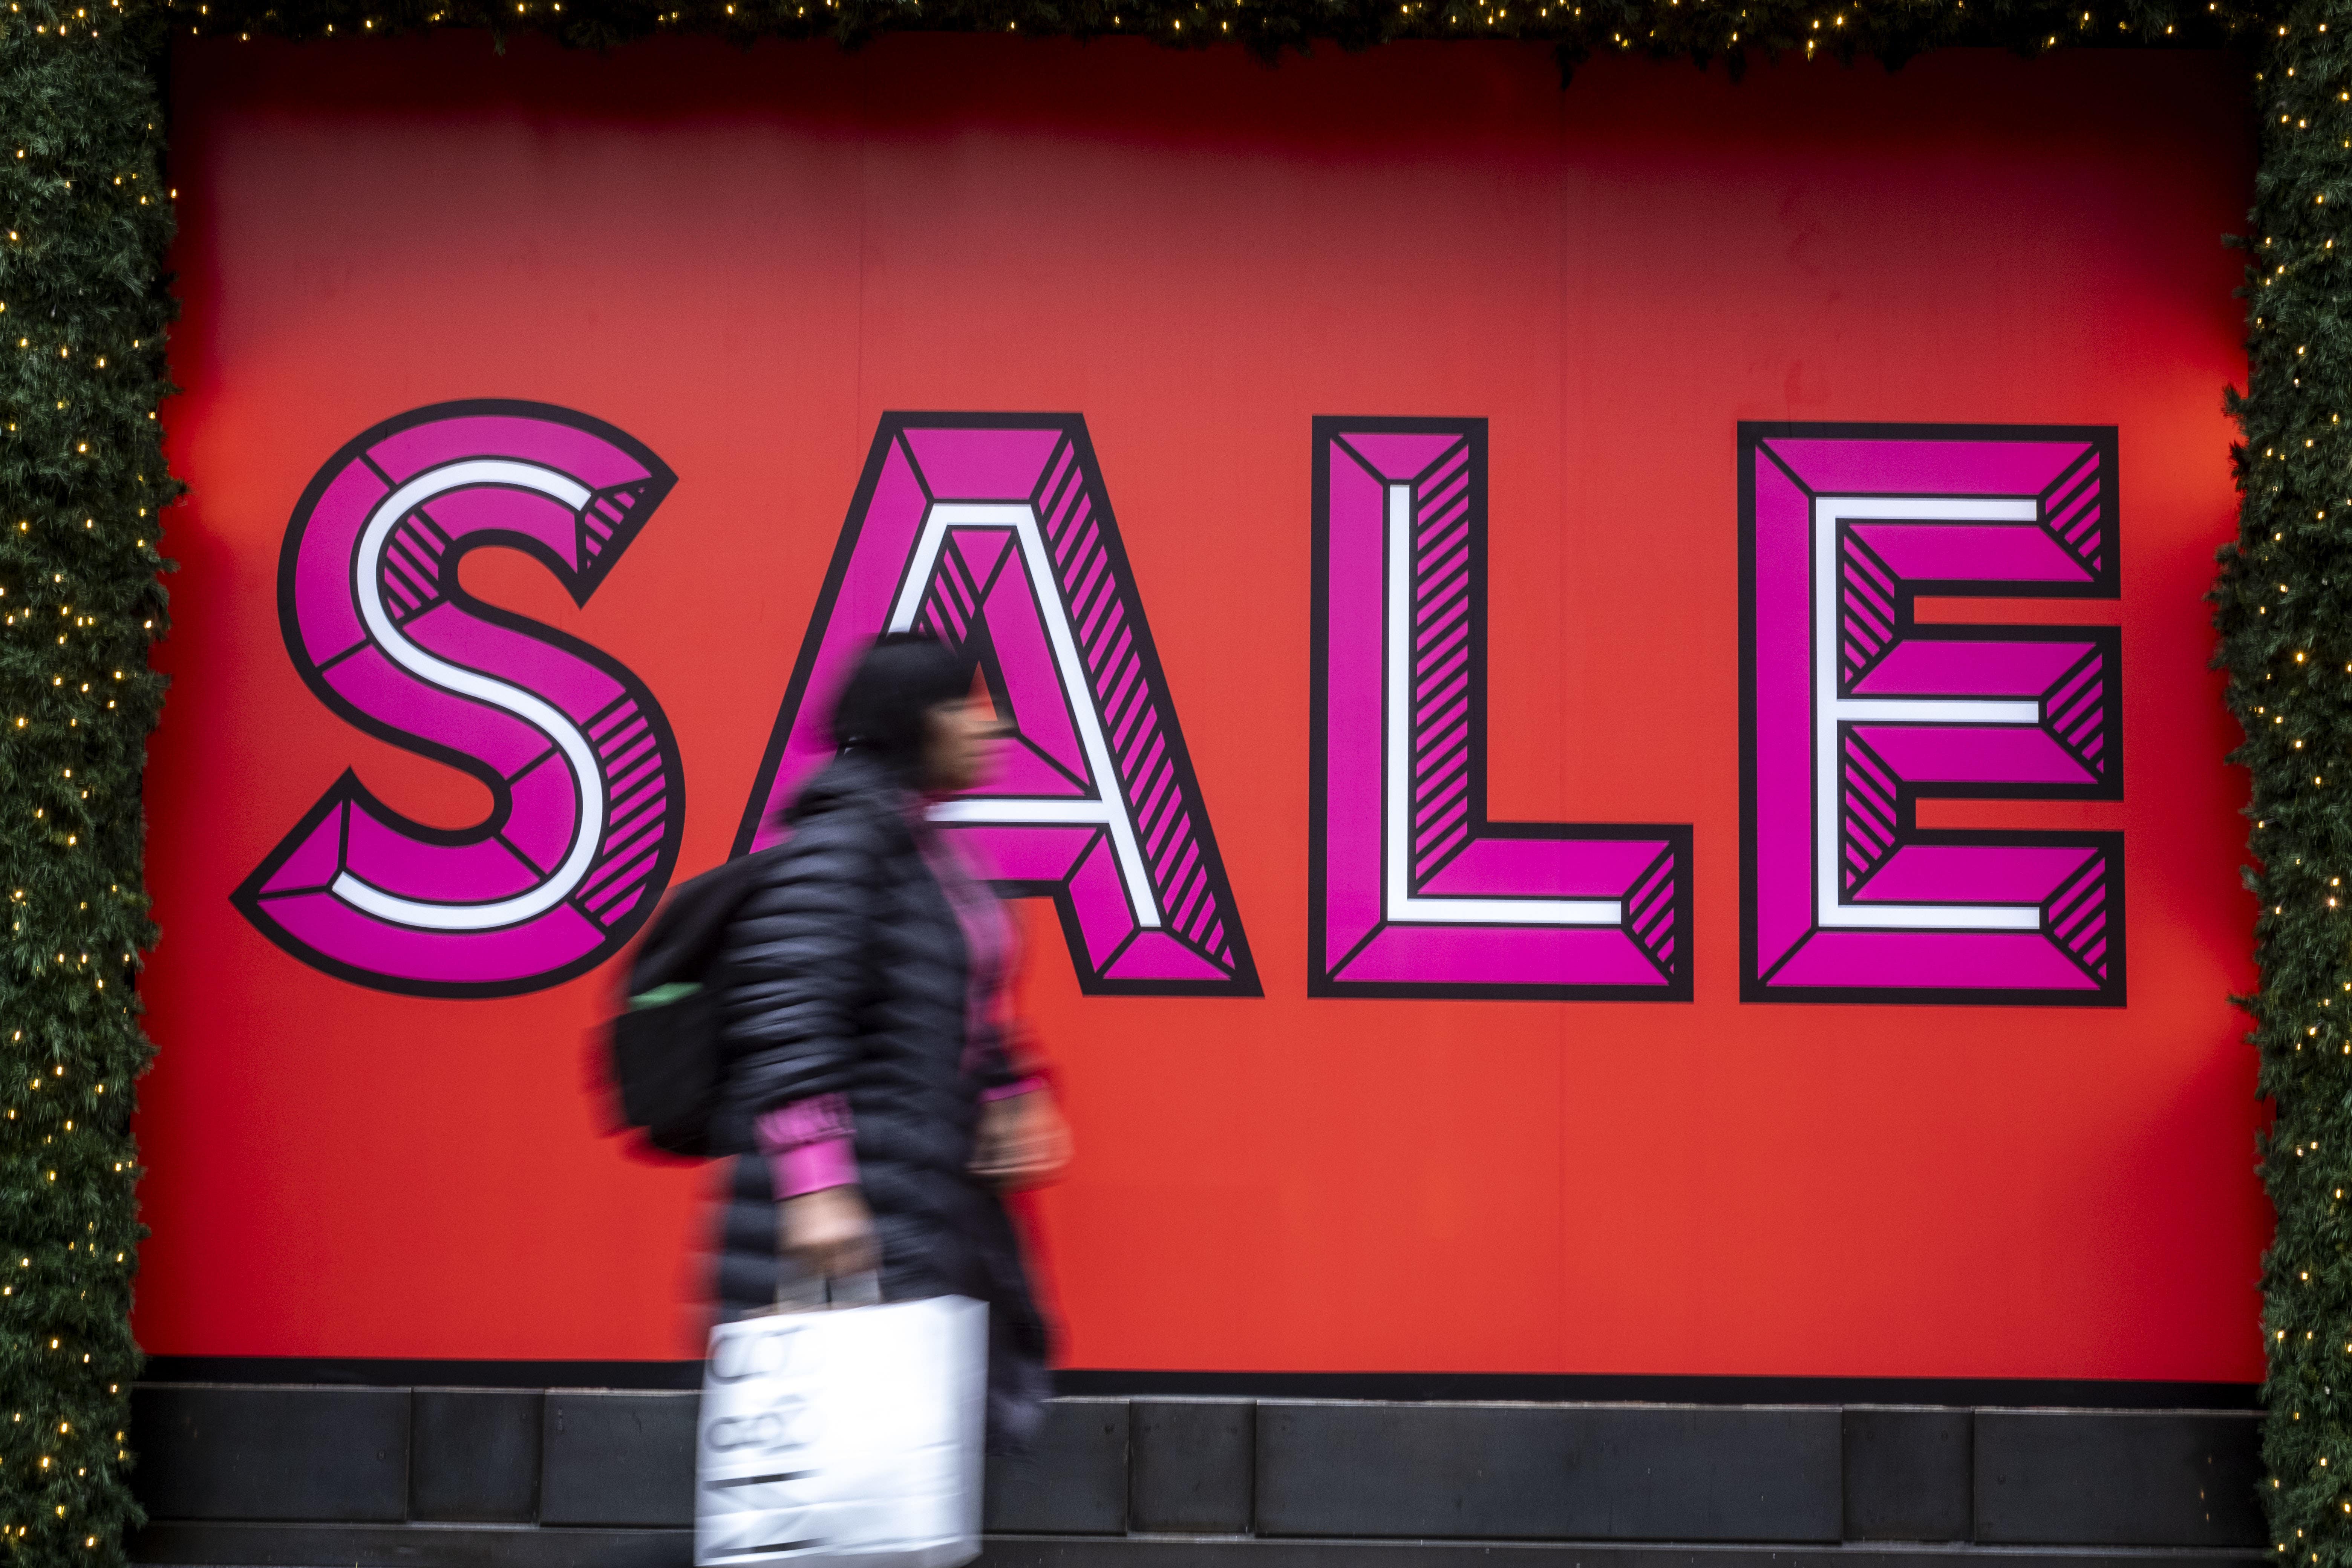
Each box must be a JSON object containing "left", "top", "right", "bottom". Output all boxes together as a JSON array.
[{"left": 126, "top": 1368, "right": 2268, "bottom": 1568}]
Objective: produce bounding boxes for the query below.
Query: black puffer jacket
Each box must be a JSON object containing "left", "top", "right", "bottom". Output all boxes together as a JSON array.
[{"left": 710, "top": 750, "right": 1050, "bottom": 1448}]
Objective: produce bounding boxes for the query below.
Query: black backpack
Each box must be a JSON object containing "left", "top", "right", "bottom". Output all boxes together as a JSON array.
[{"left": 606, "top": 846, "right": 786, "bottom": 1157}]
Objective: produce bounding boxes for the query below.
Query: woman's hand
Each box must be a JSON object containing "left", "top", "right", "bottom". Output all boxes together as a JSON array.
[
  {"left": 971, "top": 1091, "right": 1073, "bottom": 1190},
  {"left": 779, "top": 1186, "right": 878, "bottom": 1278}
]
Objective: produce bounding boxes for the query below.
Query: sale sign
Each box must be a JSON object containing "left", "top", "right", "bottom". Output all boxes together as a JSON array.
[{"left": 135, "top": 32, "right": 2265, "bottom": 1380}]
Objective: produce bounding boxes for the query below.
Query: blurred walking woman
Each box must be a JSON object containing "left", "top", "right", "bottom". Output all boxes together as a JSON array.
[{"left": 710, "top": 633, "right": 1071, "bottom": 1451}]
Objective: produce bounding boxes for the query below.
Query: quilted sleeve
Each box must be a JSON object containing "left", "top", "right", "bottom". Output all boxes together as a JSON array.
[{"left": 717, "top": 798, "right": 882, "bottom": 1120}]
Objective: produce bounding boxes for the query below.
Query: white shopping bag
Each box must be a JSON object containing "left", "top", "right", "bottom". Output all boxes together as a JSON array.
[{"left": 696, "top": 1293, "right": 988, "bottom": 1568}]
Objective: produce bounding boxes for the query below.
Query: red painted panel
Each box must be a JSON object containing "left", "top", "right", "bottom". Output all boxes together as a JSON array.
[{"left": 139, "top": 32, "right": 2264, "bottom": 1377}]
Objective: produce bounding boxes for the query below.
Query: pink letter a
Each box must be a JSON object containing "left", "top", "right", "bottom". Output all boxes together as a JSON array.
[{"left": 735, "top": 414, "right": 1259, "bottom": 996}]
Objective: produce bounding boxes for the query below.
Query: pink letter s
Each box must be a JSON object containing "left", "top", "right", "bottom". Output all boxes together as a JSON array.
[{"left": 234, "top": 401, "right": 686, "bottom": 997}]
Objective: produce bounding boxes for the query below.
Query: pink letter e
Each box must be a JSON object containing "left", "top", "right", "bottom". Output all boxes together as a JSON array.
[{"left": 1741, "top": 423, "right": 2123, "bottom": 1005}]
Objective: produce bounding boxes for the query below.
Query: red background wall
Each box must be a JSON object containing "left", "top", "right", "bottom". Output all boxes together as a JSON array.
[{"left": 138, "top": 33, "right": 2265, "bottom": 1377}]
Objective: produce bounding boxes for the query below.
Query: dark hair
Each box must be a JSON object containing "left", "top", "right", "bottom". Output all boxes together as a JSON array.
[{"left": 828, "top": 633, "right": 973, "bottom": 776}]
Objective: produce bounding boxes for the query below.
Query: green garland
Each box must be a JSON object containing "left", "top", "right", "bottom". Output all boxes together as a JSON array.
[
  {"left": 162, "top": 0, "right": 2260, "bottom": 68},
  {"left": 2216, "top": 5, "right": 2352, "bottom": 1565},
  {"left": 0, "top": 0, "right": 2321, "bottom": 1560},
  {"left": 0, "top": 0, "right": 174, "bottom": 1556}
]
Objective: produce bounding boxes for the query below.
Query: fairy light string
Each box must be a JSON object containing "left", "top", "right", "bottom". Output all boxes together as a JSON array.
[
  {"left": 146, "top": 0, "right": 2265, "bottom": 55},
  {"left": 0, "top": 0, "right": 172, "bottom": 1559},
  {"left": 2213, "top": 0, "right": 2352, "bottom": 1555}
]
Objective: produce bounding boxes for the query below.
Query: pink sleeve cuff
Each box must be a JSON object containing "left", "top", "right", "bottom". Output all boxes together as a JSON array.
[
  {"left": 981, "top": 1075, "right": 1047, "bottom": 1103},
  {"left": 757, "top": 1096, "right": 858, "bottom": 1197},
  {"left": 773, "top": 1136, "right": 857, "bottom": 1197}
]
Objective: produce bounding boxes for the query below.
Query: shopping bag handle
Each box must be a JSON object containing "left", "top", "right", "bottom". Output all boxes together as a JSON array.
[{"left": 774, "top": 1269, "right": 882, "bottom": 1313}]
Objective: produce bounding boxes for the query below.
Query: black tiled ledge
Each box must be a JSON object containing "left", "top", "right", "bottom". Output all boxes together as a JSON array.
[
  {"left": 126, "top": 1377, "right": 2268, "bottom": 1567},
  {"left": 130, "top": 1527, "right": 2274, "bottom": 1568}
]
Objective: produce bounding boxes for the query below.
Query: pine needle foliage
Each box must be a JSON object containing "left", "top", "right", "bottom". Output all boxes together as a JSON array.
[
  {"left": 165, "top": 0, "right": 2263, "bottom": 73},
  {"left": 0, "top": 0, "right": 175, "bottom": 1560},
  {"left": 2216, "top": 3, "right": 2352, "bottom": 1562}
]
